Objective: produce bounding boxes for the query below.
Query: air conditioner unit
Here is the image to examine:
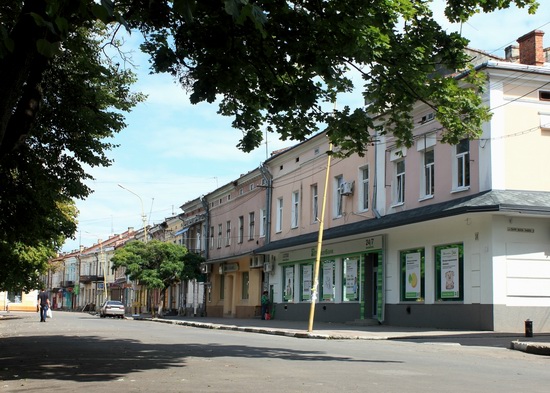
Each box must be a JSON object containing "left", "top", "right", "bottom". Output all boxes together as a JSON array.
[
  {"left": 250, "top": 256, "right": 262, "bottom": 268},
  {"left": 200, "top": 263, "right": 211, "bottom": 274},
  {"left": 263, "top": 262, "right": 272, "bottom": 273},
  {"left": 340, "top": 181, "right": 354, "bottom": 196}
]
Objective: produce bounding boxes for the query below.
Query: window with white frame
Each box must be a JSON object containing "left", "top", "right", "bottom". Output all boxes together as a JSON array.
[
  {"left": 422, "top": 149, "right": 434, "bottom": 197},
  {"left": 334, "top": 175, "right": 344, "bottom": 217},
  {"left": 248, "top": 212, "right": 255, "bottom": 240},
  {"left": 291, "top": 191, "right": 299, "bottom": 228},
  {"left": 394, "top": 159, "right": 405, "bottom": 205},
  {"left": 210, "top": 226, "right": 214, "bottom": 249},
  {"left": 455, "top": 139, "right": 470, "bottom": 189},
  {"left": 359, "top": 166, "right": 369, "bottom": 211},
  {"left": 226, "top": 220, "right": 231, "bottom": 246},
  {"left": 311, "top": 184, "right": 318, "bottom": 223},
  {"left": 238, "top": 216, "right": 244, "bottom": 243},
  {"left": 217, "top": 224, "right": 222, "bottom": 248},
  {"left": 259, "top": 208, "right": 266, "bottom": 237},
  {"left": 276, "top": 197, "right": 283, "bottom": 232}
]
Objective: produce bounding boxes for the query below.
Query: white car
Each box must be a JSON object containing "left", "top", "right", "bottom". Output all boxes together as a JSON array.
[{"left": 99, "top": 300, "right": 125, "bottom": 318}]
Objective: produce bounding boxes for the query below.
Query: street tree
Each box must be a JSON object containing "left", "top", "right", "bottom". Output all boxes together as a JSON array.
[
  {"left": 0, "top": 3, "right": 143, "bottom": 290},
  {"left": 111, "top": 240, "right": 199, "bottom": 316}
]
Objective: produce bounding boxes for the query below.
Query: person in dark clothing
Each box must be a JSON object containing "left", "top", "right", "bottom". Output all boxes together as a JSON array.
[
  {"left": 261, "top": 291, "right": 270, "bottom": 320},
  {"left": 37, "top": 288, "right": 50, "bottom": 322}
]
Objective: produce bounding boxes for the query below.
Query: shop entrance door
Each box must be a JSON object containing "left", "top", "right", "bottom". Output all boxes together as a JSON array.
[{"left": 363, "top": 252, "right": 379, "bottom": 319}]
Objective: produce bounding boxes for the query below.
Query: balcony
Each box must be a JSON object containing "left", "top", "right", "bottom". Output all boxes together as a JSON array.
[{"left": 79, "top": 275, "right": 104, "bottom": 283}]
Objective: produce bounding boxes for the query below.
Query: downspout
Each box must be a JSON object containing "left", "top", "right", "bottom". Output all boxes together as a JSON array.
[
  {"left": 372, "top": 132, "right": 381, "bottom": 219},
  {"left": 259, "top": 163, "right": 273, "bottom": 244},
  {"left": 200, "top": 195, "right": 210, "bottom": 316}
]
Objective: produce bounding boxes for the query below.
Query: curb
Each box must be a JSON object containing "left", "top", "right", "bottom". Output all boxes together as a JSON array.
[
  {"left": 510, "top": 340, "right": 550, "bottom": 356},
  {"left": 131, "top": 316, "right": 550, "bottom": 354}
]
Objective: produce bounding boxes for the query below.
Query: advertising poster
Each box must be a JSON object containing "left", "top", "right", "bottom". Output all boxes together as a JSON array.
[
  {"left": 405, "top": 252, "right": 421, "bottom": 299},
  {"left": 441, "top": 248, "right": 459, "bottom": 298},
  {"left": 345, "top": 259, "right": 358, "bottom": 300},
  {"left": 302, "top": 265, "right": 312, "bottom": 301},
  {"left": 284, "top": 266, "right": 294, "bottom": 301},
  {"left": 322, "top": 261, "right": 334, "bottom": 301}
]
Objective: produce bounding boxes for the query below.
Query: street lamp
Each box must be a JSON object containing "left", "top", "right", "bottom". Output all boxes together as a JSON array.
[{"left": 118, "top": 184, "right": 148, "bottom": 243}]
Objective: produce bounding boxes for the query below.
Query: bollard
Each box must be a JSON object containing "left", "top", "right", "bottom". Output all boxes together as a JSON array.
[{"left": 525, "top": 319, "right": 533, "bottom": 337}]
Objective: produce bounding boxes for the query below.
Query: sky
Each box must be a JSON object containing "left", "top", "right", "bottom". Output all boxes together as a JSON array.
[{"left": 62, "top": 1, "right": 550, "bottom": 252}]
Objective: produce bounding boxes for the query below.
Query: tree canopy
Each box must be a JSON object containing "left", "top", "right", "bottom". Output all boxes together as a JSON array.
[
  {"left": 0, "top": 4, "right": 143, "bottom": 290},
  {"left": 0, "top": 0, "right": 540, "bottom": 288},
  {"left": 111, "top": 240, "right": 203, "bottom": 315}
]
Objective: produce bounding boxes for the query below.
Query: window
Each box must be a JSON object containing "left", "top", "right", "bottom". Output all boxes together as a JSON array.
[
  {"left": 301, "top": 264, "right": 313, "bottom": 301},
  {"left": 259, "top": 208, "right": 266, "bottom": 237},
  {"left": 342, "top": 258, "right": 359, "bottom": 302},
  {"left": 276, "top": 198, "right": 283, "bottom": 232},
  {"left": 249, "top": 183, "right": 255, "bottom": 191},
  {"left": 540, "top": 90, "right": 550, "bottom": 101},
  {"left": 334, "top": 175, "right": 344, "bottom": 217},
  {"left": 359, "top": 166, "right": 369, "bottom": 211},
  {"left": 455, "top": 139, "right": 470, "bottom": 189},
  {"left": 400, "top": 248, "right": 425, "bottom": 302},
  {"left": 291, "top": 191, "right": 299, "bottom": 228},
  {"left": 242, "top": 272, "right": 249, "bottom": 299},
  {"left": 239, "top": 188, "right": 244, "bottom": 195},
  {"left": 248, "top": 212, "right": 255, "bottom": 240},
  {"left": 320, "top": 260, "right": 335, "bottom": 301},
  {"left": 394, "top": 160, "right": 405, "bottom": 205},
  {"left": 238, "top": 216, "right": 244, "bottom": 243},
  {"left": 422, "top": 149, "right": 434, "bottom": 198},
  {"left": 217, "top": 224, "right": 222, "bottom": 248},
  {"left": 283, "top": 265, "right": 294, "bottom": 302},
  {"left": 225, "top": 221, "right": 231, "bottom": 246},
  {"left": 311, "top": 184, "right": 318, "bottom": 223},
  {"left": 435, "top": 244, "right": 464, "bottom": 301},
  {"left": 7, "top": 291, "right": 22, "bottom": 303},
  {"left": 209, "top": 226, "right": 214, "bottom": 250}
]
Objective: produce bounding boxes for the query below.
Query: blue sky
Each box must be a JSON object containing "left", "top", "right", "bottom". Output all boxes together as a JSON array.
[{"left": 62, "top": 1, "right": 550, "bottom": 252}]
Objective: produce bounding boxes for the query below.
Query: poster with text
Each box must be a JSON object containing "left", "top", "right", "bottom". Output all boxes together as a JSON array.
[
  {"left": 345, "top": 259, "right": 358, "bottom": 300},
  {"left": 302, "top": 265, "right": 312, "bottom": 301},
  {"left": 322, "top": 261, "right": 334, "bottom": 301},
  {"left": 284, "top": 266, "right": 294, "bottom": 301},
  {"left": 405, "top": 252, "right": 421, "bottom": 299},
  {"left": 440, "top": 248, "right": 459, "bottom": 298}
]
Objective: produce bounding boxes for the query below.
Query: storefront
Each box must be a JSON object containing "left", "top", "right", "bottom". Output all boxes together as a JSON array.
[{"left": 267, "top": 235, "right": 385, "bottom": 324}]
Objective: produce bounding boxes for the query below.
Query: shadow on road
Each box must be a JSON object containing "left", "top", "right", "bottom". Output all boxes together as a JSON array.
[{"left": 0, "top": 334, "right": 402, "bottom": 383}]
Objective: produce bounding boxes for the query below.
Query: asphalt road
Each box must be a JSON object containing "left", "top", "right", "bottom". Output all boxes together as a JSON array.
[{"left": 1, "top": 312, "right": 549, "bottom": 392}]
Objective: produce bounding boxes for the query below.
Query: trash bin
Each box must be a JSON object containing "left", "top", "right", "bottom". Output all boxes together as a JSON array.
[{"left": 525, "top": 319, "right": 533, "bottom": 337}]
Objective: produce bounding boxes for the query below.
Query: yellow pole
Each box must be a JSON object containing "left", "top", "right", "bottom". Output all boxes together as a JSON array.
[{"left": 308, "top": 142, "right": 333, "bottom": 332}]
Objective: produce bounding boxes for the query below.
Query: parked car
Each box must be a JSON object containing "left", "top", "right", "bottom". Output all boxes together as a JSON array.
[{"left": 99, "top": 300, "right": 125, "bottom": 318}]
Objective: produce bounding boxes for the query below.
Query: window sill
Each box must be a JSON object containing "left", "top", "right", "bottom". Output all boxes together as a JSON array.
[
  {"left": 390, "top": 202, "right": 404, "bottom": 209},
  {"left": 451, "top": 186, "right": 470, "bottom": 194},
  {"left": 418, "top": 195, "right": 434, "bottom": 202}
]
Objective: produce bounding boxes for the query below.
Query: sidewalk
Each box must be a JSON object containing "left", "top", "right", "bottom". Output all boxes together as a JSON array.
[{"left": 131, "top": 313, "right": 550, "bottom": 356}]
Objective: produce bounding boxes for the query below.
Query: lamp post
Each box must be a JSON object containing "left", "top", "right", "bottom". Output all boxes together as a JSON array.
[{"left": 118, "top": 184, "right": 148, "bottom": 243}]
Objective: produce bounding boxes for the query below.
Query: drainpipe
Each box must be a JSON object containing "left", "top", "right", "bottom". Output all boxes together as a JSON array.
[
  {"left": 372, "top": 132, "right": 381, "bottom": 219},
  {"left": 200, "top": 195, "right": 210, "bottom": 317},
  {"left": 259, "top": 163, "right": 273, "bottom": 244}
]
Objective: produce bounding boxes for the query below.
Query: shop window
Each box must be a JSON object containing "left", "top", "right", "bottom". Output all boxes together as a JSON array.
[
  {"left": 283, "top": 265, "right": 294, "bottom": 302},
  {"left": 300, "top": 264, "right": 313, "bottom": 301},
  {"left": 435, "top": 243, "right": 464, "bottom": 301},
  {"left": 320, "top": 260, "right": 335, "bottom": 301},
  {"left": 400, "top": 248, "right": 425, "bottom": 302},
  {"left": 8, "top": 291, "right": 22, "bottom": 303},
  {"left": 343, "top": 258, "right": 360, "bottom": 302}
]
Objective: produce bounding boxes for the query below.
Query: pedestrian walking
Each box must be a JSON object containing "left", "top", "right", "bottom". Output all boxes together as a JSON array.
[{"left": 37, "top": 288, "right": 50, "bottom": 322}]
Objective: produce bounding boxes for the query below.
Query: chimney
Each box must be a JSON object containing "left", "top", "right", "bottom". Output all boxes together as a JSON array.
[
  {"left": 517, "top": 30, "right": 545, "bottom": 66},
  {"left": 504, "top": 45, "right": 519, "bottom": 62}
]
